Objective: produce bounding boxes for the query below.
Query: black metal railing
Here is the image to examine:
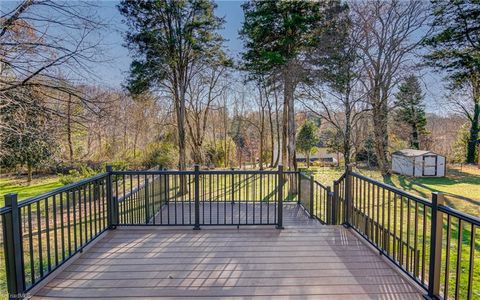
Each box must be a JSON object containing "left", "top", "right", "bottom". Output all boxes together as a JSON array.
[
  {"left": 0, "top": 165, "right": 294, "bottom": 297},
  {"left": 1, "top": 173, "right": 110, "bottom": 297},
  {"left": 298, "top": 172, "right": 333, "bottom": 224},
  {"left": 110, "top": 166, "right": 293, "bottom": 227},
  {"left": 342, "top": 167, "right": 479, "bottom": 300},
  {"left": 1, "top": 164, "right": 478, "bottom": 300}
]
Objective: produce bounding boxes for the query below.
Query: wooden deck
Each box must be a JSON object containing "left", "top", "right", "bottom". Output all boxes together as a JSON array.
[{"left": 34, "top": 204, "right": 423, "bottom": 299}]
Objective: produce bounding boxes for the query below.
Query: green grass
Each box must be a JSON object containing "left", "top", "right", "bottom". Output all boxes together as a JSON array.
[
  {"left": 0, "top": 168, "right": 478, "bottom": 299},
  {"left": 302, "top": 164, "right": 480, "bottom": 216},
  {"left": 303, "top": 164, "right": 479, "bottom": 298},
  {"left": 0, "top": 176, "right": 63, "bottom": 206}
]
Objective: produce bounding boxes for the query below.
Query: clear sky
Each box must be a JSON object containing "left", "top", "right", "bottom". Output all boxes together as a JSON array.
[
  {"left": 1, "top": 0, "right": 446, "bottom": 113},
  {"left": 90, "top": 0, "right": 245, "bottom": 89}
]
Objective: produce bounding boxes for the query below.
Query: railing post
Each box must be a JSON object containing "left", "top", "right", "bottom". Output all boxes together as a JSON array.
[
  {"left": 231, "top": 168, "right": 235, "bottom": 204},
  {"left": 309, "top": 175, "right": 314, "bottom": 218},
  {"left": 345, "top": 165, "right": 353, "bottom": 226},
  {"left": 144, "top": 178, "right": 150, "bottom": 224},
  {"left": 3, "top": 193, "right": 25, "bottom": 296},
  {"left": 332, "top": 181, "right": 339, "bottom": 225},
  {"left": 193, "top": 165, "right": 201, "bottom": 230},
  {"left": 427, "top": 192, "right": 444, "bottom": 299},
  {"left": 105, "top": 165, "right": 115, "bottom": 229},
  {"left": 326, "top": 186, "right": 333, "bottom": 225},
  {"left": 297, "top": 171, "right": 301, "bottom": 204},
  {"left": 276, "top": 165, "right": 284, "bottom": 229}
]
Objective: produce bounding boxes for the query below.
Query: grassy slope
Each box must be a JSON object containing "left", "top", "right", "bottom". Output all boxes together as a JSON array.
[
  {"left": 0, "top": 176, "right": 63, "bottom": 206},
  {"left": 304, "top": 165, "right": 480, "bottom": 216}
]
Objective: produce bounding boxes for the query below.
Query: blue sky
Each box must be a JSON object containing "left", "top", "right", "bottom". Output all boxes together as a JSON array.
[
  {"left": 1, "top": 0, "right": 445, "bottom": 113},
  {"left": 90, "top": 0, "right": 245, "bottom": 88}
]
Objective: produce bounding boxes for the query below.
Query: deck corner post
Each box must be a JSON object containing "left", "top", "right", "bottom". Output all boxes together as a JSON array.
[
  {"left": 297, "top": 171, "right": 301, "bottom": 204},
  {"left": 276, "top": 165, "right": 284, "bottom": 229},
  {"left": 144, "top": 178, "right": 149, "bottom": 224},
  {"left": 231, "top": 168, "right": 235, "bottom": 204},
  {"left": 193, "top": 165, "right": 201, "bottom": 230},
  {"left": 326, "top": 186, "right": 333, "bottom": 225},
  {"left": 309, "top": 175, "right": 314, "bottom": 218},
  {"left": 106, "top": 165, "right": 114, "bottom": 229},
  {"left": 332, "top": 181, "right": 339, "bottom": 225},
  {"left": 345, "top": 164, "right": 353, "bottom": 226},
  {"left": 3, "top": 193, "right": 25, "bottom": 296},
  {"left": 426, "top": 192, "right": 444, "bottom": 299}
]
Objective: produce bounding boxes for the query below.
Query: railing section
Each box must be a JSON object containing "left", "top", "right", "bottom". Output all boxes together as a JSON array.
[
  {"left": 1, "top": 173, "right": 109, "bottom": 296},
  {"left": 110, "top": 166, "right": 294, "bottom": 227},
  {"left": 346, "top": 170, "right": 479, "bottom": 300},
  {"left": 298, "top": 172, "right": 333, "bottom": 224}
]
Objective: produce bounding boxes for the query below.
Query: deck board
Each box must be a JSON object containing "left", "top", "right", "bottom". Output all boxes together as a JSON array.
[{"left": 33, "top": 204, "right": 423, "bottom": 299}]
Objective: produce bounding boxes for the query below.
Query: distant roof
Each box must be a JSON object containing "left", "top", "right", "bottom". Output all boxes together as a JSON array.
[
  {"left": 296, "top": 152, "right": 337, "bottom": 159},
  {"left": 392, "top": 149, "right": 440, "bottom": 157}
]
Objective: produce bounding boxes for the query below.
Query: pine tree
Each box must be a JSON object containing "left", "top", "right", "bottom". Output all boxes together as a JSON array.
[
  {"left": 394, "top": 75, "right": 427, "bottom": 150},
  {"left": 424, "top": 0, "right": 480, "bottom": 163},
  {"left": 240, "top": 0, "right": 342, "bottom": 174},
  {"left": 0, "top": 88, "right": 56, "bottom": 183},
  {"left": 297, "top": 121, "right": 318, "bottom": 168},
  {"left": 119, "top": 0, "right": 227, "bottom": 171}
]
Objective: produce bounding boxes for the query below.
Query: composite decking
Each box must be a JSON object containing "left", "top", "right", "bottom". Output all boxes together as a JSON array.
[{"left": 33, "top": 204, "right": 423, "bottom": 299}]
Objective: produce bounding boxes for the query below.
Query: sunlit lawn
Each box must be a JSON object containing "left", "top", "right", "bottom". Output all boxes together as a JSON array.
[
  {"left": 0, "top": 176, "right": 63, "bottom": 207},
  {"left": 302, "top": 164, "right": 480, "bottom": 216}
]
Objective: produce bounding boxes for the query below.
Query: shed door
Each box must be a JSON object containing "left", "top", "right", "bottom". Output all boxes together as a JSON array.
[{"left": 423, "top": 155, "right": 437, "bottom": 176}]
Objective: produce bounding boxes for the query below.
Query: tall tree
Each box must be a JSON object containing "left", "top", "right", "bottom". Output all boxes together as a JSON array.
[
  {"left": 0, "top": 87, "right": 56, "bottom": 183},
  {"left": 240, "top": 0, "right": 339, "bottom": 176},
  {"left": 350, "top": 0, "right": 429, "bottom": 176},
  {"left": 303, "top": 3, "right": 363, "bottom": 166},
  {"left": 296, "top": 120, "right": 318, "bottom": 168},
  {"left": 423, "top": 0, "right": 480, "bottom": 164},
  {"left": 394, "top": 75, "right": 427, "bottom": 150},
  {"left": 119, "top": 0, "right": 226, "bottom": 171}
]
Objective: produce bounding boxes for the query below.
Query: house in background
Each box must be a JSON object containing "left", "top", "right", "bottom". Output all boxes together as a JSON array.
[
  {"left": 392, "top": 149, "right": 446, "bottom": 177},
  {"left": 296, "top": 151, "right": 338, "bottom": 165}
]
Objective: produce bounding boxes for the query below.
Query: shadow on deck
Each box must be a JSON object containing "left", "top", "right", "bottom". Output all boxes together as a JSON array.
[{"left": 33, "top": 204, "right": 423, "bottom": 299}]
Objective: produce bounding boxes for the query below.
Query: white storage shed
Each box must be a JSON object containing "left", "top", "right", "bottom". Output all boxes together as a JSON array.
[{"left": 392, "top": 149, "right": 446, "bottom": 177}]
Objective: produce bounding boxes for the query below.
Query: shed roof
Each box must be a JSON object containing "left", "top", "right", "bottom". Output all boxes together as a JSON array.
[{"left": 392, "top": 149, "right": 440, "bottom": 157}]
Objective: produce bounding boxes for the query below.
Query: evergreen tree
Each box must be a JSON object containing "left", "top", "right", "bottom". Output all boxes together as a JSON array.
[
  {"left": 394, "top": 75, "right": 427, "bottom": 150},
  {"left": 0, "top": 88, "right": 56, "bottom": 183},
  {"left": 240, "top": 0, "right": 342, "bottom": 174},
  {"left": 424, "top": 0, "right": 480, "bottom": 163},
  {"left": 297, "top": 121, "right": 318, "bottom": 168},
  {"left": 119, "top": 0, "right": 227, "bottom": 171}
]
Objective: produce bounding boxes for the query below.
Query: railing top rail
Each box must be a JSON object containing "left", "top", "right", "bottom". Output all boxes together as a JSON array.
[
  {"left": 314, "top": 180, "right": 329, "bottom": 190},
  {"left": 112, "top": 169, "right": 298, "bottom": 176},
  {"left": 0, "top": 206, "right": 12, "bottom": 215},
  {"left": 350, "top": 171, "right": 431, "bottom": 206},
  {"left": 439, "top": 204, "right": 480, "bottom": 225},
  {"left": 14, "top": 172, "right": 109, "bottom": 208},
  {"left": 334, "top": 172, "right": 346, "bottom": 183}
]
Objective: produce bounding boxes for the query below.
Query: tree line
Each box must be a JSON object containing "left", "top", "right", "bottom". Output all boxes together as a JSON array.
[{"left": 0, "top": 0, "right": 479, "bottom": 183}]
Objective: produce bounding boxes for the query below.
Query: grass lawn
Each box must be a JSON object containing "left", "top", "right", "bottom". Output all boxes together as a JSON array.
[
  {"left": 0, "top": 175, "right": 64, "bottom": 207},
  {"left": 302, "top": 164, "right": 480, "bottom": 216}
]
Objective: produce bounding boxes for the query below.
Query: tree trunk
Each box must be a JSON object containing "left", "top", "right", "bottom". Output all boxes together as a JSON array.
[
  {"left": 306, "top": 152, "right": 310, "bottom": 168},
  {"left": 267, "top": 101, "right": 275, "bottom": 167},
  {"left": 67, "top": 93, "right": 74, "bottom": 164},
  {"left": 344, "top": 96, "right": 352, "bottom": 167},
  {"left": 284, "top": 65, "right": 297, "bottom": 194},
  {"left": 27, "top": 164, "right": 32, "bottom": 184},
  {"left": 411, "top": 124, "right": 420, "bottom": 150},
  {"left": 372, "top": 99, "right": 390, "bottom": 176},
  {"left": 467, "top": 100, "right": 479, "bottom": 164}
]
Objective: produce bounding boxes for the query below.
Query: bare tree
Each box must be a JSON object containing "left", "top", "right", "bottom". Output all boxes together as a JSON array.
[
  {"left": 0, "top": 0, "right": 106, "bottom": 92},
  {"left": 185, "top": 64, "right": 229, "bottom": 164},
  {"left": 350, "top": 0, "right": 429, "bottom": 175}
]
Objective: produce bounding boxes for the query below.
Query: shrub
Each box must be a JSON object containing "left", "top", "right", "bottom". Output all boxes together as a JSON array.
[{"left": 142, "top": 141, "right": 176, "bottom": 169}]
